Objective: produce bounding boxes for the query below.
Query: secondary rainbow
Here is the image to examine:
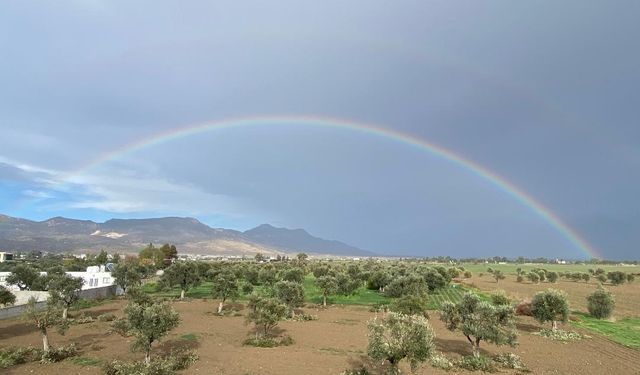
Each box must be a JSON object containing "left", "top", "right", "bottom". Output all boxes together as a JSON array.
[{"left": 62, "top": 115, "right": 599, "bottom": 259}]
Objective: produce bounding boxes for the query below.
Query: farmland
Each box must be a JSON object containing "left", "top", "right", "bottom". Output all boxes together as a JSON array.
[{"left": 1, "top": 260, "right": 639, "bottom": 375}]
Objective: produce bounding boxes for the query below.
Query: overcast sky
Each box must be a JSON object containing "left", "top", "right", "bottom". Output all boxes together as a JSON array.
[{"left": 1, "top": 1, "right": 638, "bottom": 259}]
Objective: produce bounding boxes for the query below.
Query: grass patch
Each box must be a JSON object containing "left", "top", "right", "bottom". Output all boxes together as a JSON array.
[
  {"left": 571, "top": 312, "right": 640, "bottom": 349},
  {"left": 243, "top": 335, "right": 294, "bottom": 347},
  {"left": 71, "top": 356, "right": 102, "bottom": 367},
  {"left": 179, "top": 333, "right": 198, "bottom": 341}
]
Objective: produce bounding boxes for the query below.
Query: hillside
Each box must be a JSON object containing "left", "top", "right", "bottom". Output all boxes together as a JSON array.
[{"left": 0, "top": 214, "right": 375, "bottom": 257}]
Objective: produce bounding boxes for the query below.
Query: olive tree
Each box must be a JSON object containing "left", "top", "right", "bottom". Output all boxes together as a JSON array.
[
  {"left": 367, "top": 270, "right": 391, "bottom": 291},
  {"left": 6, "top": 264, "right": 41, "bottom": 291},
  {"left": 390, "top": 295, "right": 429, "bottom": 318},
  {"left": 158, "top": 261, "right": 201, "bottom": 300},
  {"left": 384, "top": 275, "right": 427, "bottom": 298},
  {"left": 23, "top": 297, "right": 68, "bottom": 352},
  {"left": 245, "top": 295, "right": 287, "bottom": 338},
  {"left": 113, "top": 299, "right": 180, "bottom": 365},
  {"left": 493, "top": 270, "right": 506, "bottom": 283},
  {"left": 440, "top": 292, "right": 518, "bottom": 357},
  {"left": 547, "top": 271, "right": 559, "bottom": 283},
  {"left": 527, "top": 272, "right": 540, "bottom": 284},
  {"left": 211, "top": 269, "right": 239, "bottom": 313},
  {"left": 422, "top": 268, "right": 448, "bottom": 291},
  {"left": 531, "top": 289, "right": 569, "bottom": 331},
  {"left": 315, "top": 275, "right": 338, "bottom": 307},
  {"left": 367, "top": 312, "right": 435, "bottom": 374},
  {"left": 273, "top": 280, "right": 305, "bottom": 318},
  {"left": 112, "top": 260, "right": 142, "bottom": 294},
  {"left": 586, "top": 285, "right": 615, "bottom": 319},
  {"left": 281, "top": 267, "right": 305, "bottom": 284},
  {"left": 0, "top": 285, "right": 16, "bottom": 307},
  {"left": 607, "top": 271, "right": 626, "bottom": 286},
  {"left": 48, "top": 274, "right": 84, "bottom": 319}
]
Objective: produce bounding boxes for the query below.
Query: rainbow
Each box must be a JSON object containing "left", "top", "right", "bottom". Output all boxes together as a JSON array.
[{"left": 62, "top": 115, "right": 598, "bottom": 258}]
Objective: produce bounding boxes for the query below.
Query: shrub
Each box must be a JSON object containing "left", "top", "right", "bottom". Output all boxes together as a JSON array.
[
  {"left": 97, "top": 313, "right": 117, "bottom": 322},
  {"left": 243, "top": 334, "right": 294, "bottom": 347},
  {"left": 41, "top": 343, "right": 78, "bottom": 363},
  {"left": 456, "top": 355, "right": 496, "bottom": 372},
  {"left": 341, "top": 367, "right": 370, "bottom": 375},
  {"left": 490, "top": 291, "right": 511, "bottom": 306},
  {"left": 586, "top": 285, "right": 615, "bottom": 319},
  {"left": 547, "top": 271, "right": 559, "bottom": 283},
  {"left": 430, "top": 352, "right": 454, "bottom": 370},
  {"left": 73, "top": 313, "right": 95, "bottom": 324},
  {"left": 292, "top": 313, "right": 318, "bottom": 321},
  {"left": 102, "top": 350, "right": 198, "bottom": 375},
  {"left": 463, "top": 271, "right": 472, "bottom": 278},
  {"left": 0, "top": 346, "right": 42, "bottom": 368},
  {"left": 535, "top": 328, "right": 582, "bottom": 341},
  {"left": 0, "top": 285, "right": 16, "bottom": 307},
  {"left": 493, "top": 353, "right": 527, "bottom": 370},
  {"left": 516, "top": 275, "right": 524, "bottom": 283}
]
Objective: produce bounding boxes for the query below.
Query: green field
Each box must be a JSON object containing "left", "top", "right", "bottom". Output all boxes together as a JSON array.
[
  {"left": 143, "top": 275, "right": 482, "bottom": 310},
  {"left": 570, "top": 313, "right": 640, "bottom": 349},
  {"left": 460, "top": 263, "right": 640, "bottom": 275}
]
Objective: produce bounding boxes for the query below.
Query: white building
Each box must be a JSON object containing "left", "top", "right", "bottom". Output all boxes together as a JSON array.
[
  {"left": 0, "top": 265, "right": 115, "bottom": 292},
  {"left": 0, "top": 252, "right": 13, "bottom": 262}
]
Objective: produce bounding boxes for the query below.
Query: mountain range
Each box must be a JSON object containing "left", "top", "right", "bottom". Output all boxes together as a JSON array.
[{"left": 0, "top": 214, "right": 375, "bottom": 257}]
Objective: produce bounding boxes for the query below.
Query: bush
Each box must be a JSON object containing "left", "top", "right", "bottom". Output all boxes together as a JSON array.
[
  {"left": 490, "top": 291, "right": 511, "bottom": 306},
  {"left": 368, "top": 303, "right": 390, "bottom": 313},
  {"left": 586, "top": 285, "right": 615, "bottom": 319},
  {"left": 430, "top": 352, "right": 454, "bottom": 370},
  {"left": 0, "top": 346, "right": 42, "bottom": 368},
  {"left": 41, "top": 343, "right": 78, "bottom": 363},
  {"left": 493, "top": 353, "right": 527, "bottom": 370},
  {"left": 516, "top": 275, "right": 524, "bottom": 283},
  {"left": 102, "top": 350, "right": 198, "bottom": 375},
  {"left": 456, "top": 355, "right": 496, "bottom": 372},
  {"left": 97, "top": 313, "right": 117, "bottom": 322},
  {"left": 292, "top": 313, "right": 318, "bottom": 321},
  {"left": 535, "top": 328, "right": 583, "bottom": 341},
  {"left": 341, "top": 367, "right": 370, "bottom": 375},
  {"left": 243, "top": 334, "right": 294, "bottom": 347}
]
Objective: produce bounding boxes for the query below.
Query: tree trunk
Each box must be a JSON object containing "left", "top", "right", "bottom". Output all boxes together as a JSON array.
[
  {"left": 144, "top": 349, "right": 151, "bottom": 366},
  {"left": 180, "top": 289, "right": 185, "bottom": 300},
  {"left": 290, "top": 308, "right": 296, "bottom": 319},
  {"left": 41, "top": 329, "right": 50, "bottom": 352},
  {"left": 217, "top": 301, "right": 224, "bottom": 313},
  {"left": 552, "top": 320, "right": 558, "bottom": 331},
  {"left": 62, "top": 307, "right": 68, "bottom": 320},
  {"left": 322, "top": 294, "right": 327, "bottom": 307}
]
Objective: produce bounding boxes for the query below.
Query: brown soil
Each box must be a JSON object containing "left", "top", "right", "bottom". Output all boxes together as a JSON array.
[
  {"left": 464, "top": 276, "right": 640, "bottom": 318},
  {"left": 1, "top": 299, "right": 639, "bottom": 375}
]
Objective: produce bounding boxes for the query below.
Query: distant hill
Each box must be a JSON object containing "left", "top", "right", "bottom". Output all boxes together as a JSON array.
[{"left": 0, "top": 214, "right": 375, "bottom": 257}]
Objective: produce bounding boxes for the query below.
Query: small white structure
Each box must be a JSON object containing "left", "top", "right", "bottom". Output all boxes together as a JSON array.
[
  {"left": 68, "top": 265, "right": 114, "bottom": 290},
  {"left": 0, "top": 252, "right": 13, "bottom": 262},
  {"left": 0, "top": 265, "right": 115, "bottom": 292}
]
